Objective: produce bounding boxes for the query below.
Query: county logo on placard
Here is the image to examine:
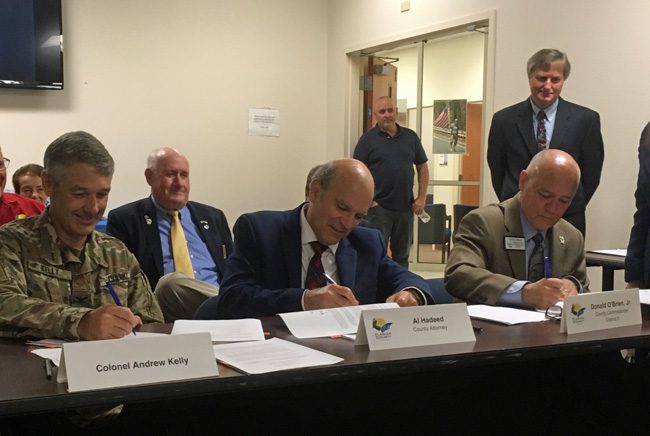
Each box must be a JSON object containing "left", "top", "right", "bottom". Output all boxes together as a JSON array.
[
  {"left": 570, "top": 303, "right": 585, "bottom": 324},
  {"left": 372, "top": 317, "right": 393, "bottom": 340}
]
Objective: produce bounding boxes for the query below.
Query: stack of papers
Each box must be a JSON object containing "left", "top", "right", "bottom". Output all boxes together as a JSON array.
[
  {"left": 589, "top": 249, "right": 627, "bottom": 257},
  {"left": 467, "top": 305, "right": 547, "bottom": 325},
  {"left": 213, "top": 338, "right": 342, "bottom": 374},
  {"left": 171, "top": 319, "right": 265, "bottom": 342}
]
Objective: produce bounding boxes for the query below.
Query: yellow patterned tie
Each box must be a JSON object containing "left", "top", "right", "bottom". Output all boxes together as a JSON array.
[{"left": 170, "top": 210, "right": 195, "bottom": 278}]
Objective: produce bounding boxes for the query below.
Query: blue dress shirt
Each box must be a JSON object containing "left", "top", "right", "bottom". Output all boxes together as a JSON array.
[{"left": 152, "top": 199, "right": 220, "bottom": 286}]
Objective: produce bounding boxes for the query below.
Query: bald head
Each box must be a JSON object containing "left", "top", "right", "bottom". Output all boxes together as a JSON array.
[
  {"left": 145, "top": 147, "right": 190, "bottom": 210},
  {"left": 306, "top": 158, "right": 374, "bottom": 245},
  {"left": 519, "top": 149, "right": 581, "bottom": 231}
]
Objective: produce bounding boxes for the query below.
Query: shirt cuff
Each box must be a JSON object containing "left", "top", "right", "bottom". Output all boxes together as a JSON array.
[
  {"left": 498, "top": 280, "right": 527, "bottom": 307},
  {"left": 301, "top": 289, "right": 307, "bottom": 311},
  {"left": 399, "top": 287, "right": 427, "bottom": 305}
]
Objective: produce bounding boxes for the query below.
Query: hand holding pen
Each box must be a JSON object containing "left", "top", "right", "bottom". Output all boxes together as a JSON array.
[
  {"left": 303, "top": 272, "right": 358, "bottom": 310},
  {"left": 76, "top": 282, "right": 142, "bottom": 340},
  {"left": 106, "top": 281, "right": 137, "bottom": 336}
]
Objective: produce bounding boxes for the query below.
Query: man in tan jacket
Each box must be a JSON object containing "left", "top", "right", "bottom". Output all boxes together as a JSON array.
[{"left": 445, "top": 149, "right": 587, "bottom": 310}]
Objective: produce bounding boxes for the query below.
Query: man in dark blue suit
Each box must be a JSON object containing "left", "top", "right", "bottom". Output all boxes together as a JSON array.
[
  {"left": 107, "top": 147, "right": 232, "bottom": 321},
  {"left": 205, "top": 158, "right": 434, "bottom": 319},
  {"left": 487, "top": 48, "right": 604, "bottom": 235}
]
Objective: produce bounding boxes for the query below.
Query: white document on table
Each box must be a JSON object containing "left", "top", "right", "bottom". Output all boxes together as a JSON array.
[
  {"left": 589, "top": 249, "right": 627, "bottom": 257},
  {"left": 639, "top": 289, "right": 650, "bottom": 305},
  {"left": 467, "top": 305, "right": 547, "bottom": 325},
  {"left": 171, "top": 319, "right": 265, "bottom": 342},
  {"left": 279, "top": 303, "right": 399, "bottom": 338},
  {"left": 29, "top": 332, "right": 166, "bottom": 367},
  {"left": 31, "top": 348, "right": 62, "bottom": 366},
  {"left": 213, "top": 337, "right": 342, "bottom": 374}
]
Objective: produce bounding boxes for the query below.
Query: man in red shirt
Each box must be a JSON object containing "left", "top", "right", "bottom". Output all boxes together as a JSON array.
[{"left": 0, "top": 147, "right": 44, "bottom": 226}]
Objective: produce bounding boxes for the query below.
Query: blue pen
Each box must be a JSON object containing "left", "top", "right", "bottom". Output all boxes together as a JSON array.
[
  {"left": 106, "top": 280, "right": 137, "bottom": 336},
  {"left": 543, "top": 256, "right": 551, "bottom": 279}
]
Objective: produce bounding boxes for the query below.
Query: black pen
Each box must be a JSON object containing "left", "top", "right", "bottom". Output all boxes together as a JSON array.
[{"left": 44, "top": 358, "right": 53, "bottom": 379}]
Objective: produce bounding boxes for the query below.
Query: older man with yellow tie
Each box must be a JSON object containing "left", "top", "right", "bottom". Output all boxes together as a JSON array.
[{"left": 107, "top": 147, "right": 233, "bottom": 322}]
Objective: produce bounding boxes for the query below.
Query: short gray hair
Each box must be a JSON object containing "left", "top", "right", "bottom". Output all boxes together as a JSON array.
[
  {"left": 44, "top": 131, "right": 114, "bottom": 183},
  {"left": 527, "top": 49, "right": 571, "bottom": 79},
  {"left": 310, "top": 161, "right": 337, "bottom": 190}
]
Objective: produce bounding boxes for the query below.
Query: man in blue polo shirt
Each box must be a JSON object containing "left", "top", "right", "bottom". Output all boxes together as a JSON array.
[{"left": 353, "top": 96, "right": 429, "bottom": 268}]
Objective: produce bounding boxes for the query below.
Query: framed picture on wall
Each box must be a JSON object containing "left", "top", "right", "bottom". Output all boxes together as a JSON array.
[{"left": 432, "top": 99, "right": 467, "bottom": 154}]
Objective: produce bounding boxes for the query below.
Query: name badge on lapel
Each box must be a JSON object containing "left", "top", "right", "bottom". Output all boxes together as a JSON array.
[{"left": 504, "top": 237, "right": 525, "bottom": 251}]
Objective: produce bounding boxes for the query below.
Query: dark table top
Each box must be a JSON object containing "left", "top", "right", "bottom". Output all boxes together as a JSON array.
[
  {"left": 3, "top": 315, "right": 650, "bottom": 417},
  {"left": 586, "top": 251, "right": 626, "bottom": 269}
]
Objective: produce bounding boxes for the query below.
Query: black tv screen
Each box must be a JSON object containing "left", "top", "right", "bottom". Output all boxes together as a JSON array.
[{"left": 0, "top": 0, "right": 63, "bottom": 90}]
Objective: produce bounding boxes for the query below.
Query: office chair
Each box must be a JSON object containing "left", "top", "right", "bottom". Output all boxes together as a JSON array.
[{"left": 453, "top": 204, "right": 478, "bottom": 235}]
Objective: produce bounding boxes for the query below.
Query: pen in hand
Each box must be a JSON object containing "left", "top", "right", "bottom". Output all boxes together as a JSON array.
[
  {"left": 543, "top": 256, "right": 551, "bottom": 279},
  {"left": 322, "top": 272, "right": 338, "bottom": 286},
  {"left": 105, "top": 280, "right": 137, "bottom": 336}
]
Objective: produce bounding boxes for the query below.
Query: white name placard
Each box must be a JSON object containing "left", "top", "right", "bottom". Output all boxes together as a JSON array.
[
  {"left": 560, "top": 289, "right": 641, "bottom": 334},
  {"left": 58, "top": 332, "right": 218, "bottom": 392},
  {"left": 355, "top": 303, "right": 475, "bottom": 351}
]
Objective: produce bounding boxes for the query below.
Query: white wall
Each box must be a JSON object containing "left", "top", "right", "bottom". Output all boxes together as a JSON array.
[
  {"left": 0, "top": 0, "right": 328, "bottom": 224},
  {"left": 1, "top": 0, "right": 647, "bottom": 289},
  {"left": 327, "top": 0, "right": 650, "bottom": 289}
]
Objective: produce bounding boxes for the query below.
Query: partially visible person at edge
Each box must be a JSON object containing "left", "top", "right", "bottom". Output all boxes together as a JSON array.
[
  {"left": 12, "top": 163, "right": 47, "bottom": 205},
  {"left": 0, "top": 148, "right": 44, "bottom": 226}
]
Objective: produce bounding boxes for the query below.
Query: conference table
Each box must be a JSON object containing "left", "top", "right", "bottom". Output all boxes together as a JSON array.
[
  {"left": 586, "top": 250, "right": 626, "bottom": 291},
  {"left": 2, "top": 314, "right": 650, "bottom": 433}
]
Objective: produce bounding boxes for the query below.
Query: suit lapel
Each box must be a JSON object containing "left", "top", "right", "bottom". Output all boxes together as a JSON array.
[
  {"left": 549, "top": 98, "right": 569, "bottom": 149},
  {"left": 283, "top": 206, "right": 303, "bottom": 288},
  {"left": 502, "top": 197, "right": 527, "bottom": 280},
  {"left": 514, "top": 100, "right": 538, "bottom": 157},
  {"left": 187, "top": 202, "right": 223, "bottom": 265},
  {"left": 335, "top": 238, "right": 357, "bottom": 288},
  {"left": 143, "top": 198, "right": 164, "bottom": 279}
]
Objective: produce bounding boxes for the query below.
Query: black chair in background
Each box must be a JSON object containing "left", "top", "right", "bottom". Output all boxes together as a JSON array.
[
  {"left": 418, "top": 203, "right": 452, "bottom": 263},
  {"left": 453, "top": 204, "right": 478, "bottom": 236}
]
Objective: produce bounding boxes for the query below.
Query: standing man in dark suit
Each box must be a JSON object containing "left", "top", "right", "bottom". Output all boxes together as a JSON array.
[
  {"left": 107, "top": 147, "right": 232, "bottom": 321},
  {"left": 196, "top": 158, "right": 434, "bottom": 320},
  {"left": 487, "top": 48, "right": 604, "bottom": 235}
]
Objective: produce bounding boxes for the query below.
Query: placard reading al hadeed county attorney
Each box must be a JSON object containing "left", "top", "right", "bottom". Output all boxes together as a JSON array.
[
  {"left": 355, "top": 303, "right": 475, "bottom": 351},
  {"left": 560, "top": 289, "right": 641, "bottom": 334},
  {"left": 57, "top": 333, "right": 218, "bottom": 392}
]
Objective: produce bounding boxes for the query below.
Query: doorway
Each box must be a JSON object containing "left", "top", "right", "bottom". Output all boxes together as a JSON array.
[{"left": 348, "top": 17, "right": 492, "bottom": 271}]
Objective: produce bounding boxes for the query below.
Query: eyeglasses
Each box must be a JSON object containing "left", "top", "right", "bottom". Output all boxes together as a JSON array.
[
  {"left": 0, "top": 158, "right": 9, "bottom": 171},
  {"left": 545, "top": 305, "right": 563, "bottom": 321}
]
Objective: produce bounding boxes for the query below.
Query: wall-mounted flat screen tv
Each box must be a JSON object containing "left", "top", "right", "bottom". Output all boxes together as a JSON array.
[{"left": 0, "top": 0, "right": 63, "bottom": 90}]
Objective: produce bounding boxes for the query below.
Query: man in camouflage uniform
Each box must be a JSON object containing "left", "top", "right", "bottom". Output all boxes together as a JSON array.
[{"left": 0, "top": 131, "right": 163, "bottom": 340}]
